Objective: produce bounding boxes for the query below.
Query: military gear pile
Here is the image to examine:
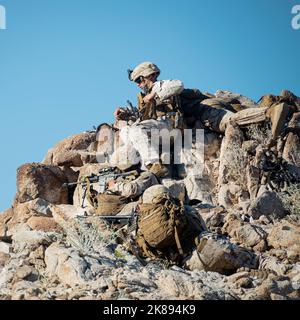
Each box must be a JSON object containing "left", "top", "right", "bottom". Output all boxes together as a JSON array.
[{"left": 136, "top": 193, "right": 204, "bottom": 260}]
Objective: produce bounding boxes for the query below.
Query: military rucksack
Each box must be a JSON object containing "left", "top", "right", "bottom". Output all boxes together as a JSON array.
[
  {"left": 135, "top": 193, "right": 204, "bottom": 260},
  {"left": 85, "top": 178, "right": 128, "bottom": 216}
]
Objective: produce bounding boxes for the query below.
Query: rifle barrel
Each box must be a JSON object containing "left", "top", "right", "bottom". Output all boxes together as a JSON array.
[{"left": 63, "top": 170, "right": 138, "bottom": 188}]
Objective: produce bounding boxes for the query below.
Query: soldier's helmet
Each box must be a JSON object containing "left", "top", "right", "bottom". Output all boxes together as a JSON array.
[{"left": 128, "top": 62, "right": 160, "bottom": 82}]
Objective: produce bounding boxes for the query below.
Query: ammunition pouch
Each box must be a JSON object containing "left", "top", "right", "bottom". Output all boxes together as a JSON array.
[{"left": 137, "top": 93, "right": 186, "bottom": 129}]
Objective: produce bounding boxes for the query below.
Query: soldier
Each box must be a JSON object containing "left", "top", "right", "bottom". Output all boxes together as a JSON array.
[
  {"left": 108, "top": 147, "right": 160, "bottom": 199},
  {"left": 114, "top": 62, "right": 292, "bottom": 177},
  {"left": 114, "top": 62, "right": 185, "bottom": 177}
]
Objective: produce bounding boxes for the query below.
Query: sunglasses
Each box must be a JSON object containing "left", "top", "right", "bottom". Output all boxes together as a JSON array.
[{"left": 135, "top": 77, "right": 144, "bottom": 84}]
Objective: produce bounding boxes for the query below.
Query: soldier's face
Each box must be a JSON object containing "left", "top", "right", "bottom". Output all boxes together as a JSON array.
[{"left": 136, "top": 77, "right": 146, "bottom": 89}]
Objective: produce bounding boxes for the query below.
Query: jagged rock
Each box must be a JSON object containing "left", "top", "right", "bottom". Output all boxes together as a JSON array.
[
  {"left": 218, "top": 125, "right": 245, "bottom": 207},
  {"left": 248, "top": 191, "right": 286, "bottom": 220},
  {"left": 15, "top": 265, "right": 39, "bottom": 282},
  {"left": 51, "top": 204, "right": 91, "bottom": 227},
  {"left": 197, "top": 206, "right": 226, "bottom": 229},
  {"left": 267, "top": 221, "right": 300, "bottom": 260},
  {"left": 161, "top": 179, "right": 186, "bottom": 202},
  {"left": 267, "top": 277, "right": 300, "bottom": 299},
  {"left": 0, "top": 252, "right": 10, "bottom": 268},
  {"left": 118, "top": 201, "right": 138, "bottom": 215},
  {"left": 0, "top": 209, "right": 13, "bottom": 241},
  {"left": 258, "top": 255, "right": 288, "bottom": 276},
  {"left": 6, "top": 199, "right": 61, "bottom": 236},
  {"left": 224, "top": 222, "right": 267, "bottom": 251},
  {"left": 203, "top": 132, "right": 221, "bottom": 158},
  {"left": 218, "top": 184, "right": 234, "bottom": 208},
  {"left": 0, "top": 242, "right": 12, "bottom": 254},
  {"left": 45, "top": 242, "right": 108, "bottom": 287},
  {"left": 242, "top": 140, "right": 259, "bottom": 155},
  {"left": 15, "top": 163, "right": 69, "bottom": 205},
  {"left": 26, "top": 216, "right": 62, "bottom": 233},
  {"left": 182, "top": 136, "right": 219, "bottom": 205},
  {"left": 215, "top": 90, "right": 258, "bottom": 109},
  {"left": 89, "top": 123, "right": 117, "bottom": 156},
  {"left": 286, "top": 264, "right": 300, "bottom": 283},
  {"left": 156, "top": 269, "right": 238, "bottom": 300},
  {"left": 222, "top": 213, "right": 243, "bottom": 236},
  {"left": 282, "top": 113, "right": 300, "bottom": 178},
  {"left": 60, "top": 166, "right": 79, "bottom": 184},
  {"left": 184, "top": 173, "right": 215, "bottom": 205},
  {"left": 43, "top": 132, "right": 96, "bottom": 167},
  {"left": 201, "top": 98, "right": 235, "bottom": 112},
  {"left": 246, "top": 165, "right": 260, "bottom": 201},
  {"left": 225, "top": 271, "right": 253, "bottom": 289},
  {"left": 12, "top": 230, "right": 56, "bottom": 253},
  {"left": 184, "top": 235, "right": 258, "bottom": 275},
  {"left": 45, "top": 242, "right": 88, "bottom": 287},
  {"left": 3, "top": 88, "right": 300, "bottom": 301}
]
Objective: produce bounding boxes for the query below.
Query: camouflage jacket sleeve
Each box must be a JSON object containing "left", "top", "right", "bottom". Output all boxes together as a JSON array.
[
  {"left": 152, "top": 80, "right": 184, "bottom": 101},
  {"left": 109, "top": 172, "right": 159, "bottom": 198}
]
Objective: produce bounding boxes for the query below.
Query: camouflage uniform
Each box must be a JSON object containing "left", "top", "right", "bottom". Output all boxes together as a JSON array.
[{"left": 108, "top": 171, "right": 159, "bottom": 199}]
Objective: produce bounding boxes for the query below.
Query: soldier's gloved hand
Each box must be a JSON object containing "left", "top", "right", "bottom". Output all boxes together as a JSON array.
[{"left": 114, "top": 107, "right": 125, "bottom": 120}]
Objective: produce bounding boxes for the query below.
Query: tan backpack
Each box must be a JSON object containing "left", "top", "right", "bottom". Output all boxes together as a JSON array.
[
  {"left": 136, "top": 193, "right": 203, "bottom": 259},
  {"left": 85, "top": 178, "right": 127, "bottom": 216}
]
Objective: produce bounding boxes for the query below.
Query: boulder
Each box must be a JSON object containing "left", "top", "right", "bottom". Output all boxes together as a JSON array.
[
  {"left": 156, "top": 269, "right": 238, "bottom": 300},
  {"left": 53, "top": 150, "right": 84, "bottom": 167},
  {"left": 258, "top": 255, "right": 289, "bottom": 276},
  {"left": 246, "top": 164, "right": 260, "bottom": 201},
  {"left": 184, "top": 174, "right": 215, "bottom": 205},
  {"left": 90, "top": 123, "right": 116, "bottom": 155},
  {"left": 12, "top": 230, "right": 55, "bottom": 253},
  {"left": 215, "top": 90, "right": 258, "bottom": 109},
  {"left": 267, "top": 221, "right": 300, "bottom": 259},
  {"left": 51, "top": 204, "right": 90, "bottom": 228},
  {"left": 162, "top": 179, "right": 186, "bottom": 202},
  {"left": 26, "top": 216, "right": 62, "bottom": 233},
  {"left": 218, "top": 124, "right": 244, "bottom": 187},
  {"left": 0, "top": 252, "right": 10, "bottom": 268},
  {"left": 43, "top": 132, "right": 96, "bottom": 167},
  {"left": 0, "top": 209, "right": 14, "bottom": 241},
  {"left": 45, "top": 242, "right": 91, "bottom": 287},
  {"left": 282, "top": 114, "right": 300, "bottom": 177},
  {"left": 6, "top": 198, "right": 57, "bottom": 236},
  {"left": 184, "top": 235, "right": 258, "bottom": 275},
  {"left": 197, "top": 206, "right": 226, "bottom": 229},
  {"left": 225, "top": 223, "right": 267, "bottom": 251},
  {"left": 248, "top": 191, "right": 286, "bottom": 220},
  {"left": 0, "top": 242, "right": 12, "bottom": 254},
  {"left": 15, "top": 163, "right": 69, "bottom": 204}
]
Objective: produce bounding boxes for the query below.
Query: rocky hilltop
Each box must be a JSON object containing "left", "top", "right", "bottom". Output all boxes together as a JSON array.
[{"left": 0, "top": 89, "right": 300, "bottom": 300}]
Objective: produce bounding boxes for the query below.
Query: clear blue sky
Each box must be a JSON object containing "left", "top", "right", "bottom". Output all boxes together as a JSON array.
[{"left": 0, "top": 0, "right": 299, "bottom": 211}]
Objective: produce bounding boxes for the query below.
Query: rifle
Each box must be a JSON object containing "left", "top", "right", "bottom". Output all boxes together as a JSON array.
[
  {"left": 77, "top": 212, "right": 138, "bottom": 230},
  {"left": 117, "top": 100, "right": 140, "bottom": 122},
  {"left": 63, "top": 167, "right": 139, "bottom": 208}
]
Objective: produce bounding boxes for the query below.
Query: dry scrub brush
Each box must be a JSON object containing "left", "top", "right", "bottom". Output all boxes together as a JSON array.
[
  {"left": 279, "top": 184, "right": 300, "bottom": 216},
  {"left": 224, "top": 141, "right": 248, "bottom": 190},
  {"left": 60, "top": 217, "right": 116, "bottom": 259},
  {"left": 246, "top": 123, "right": 272, "bottom": 147}
]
